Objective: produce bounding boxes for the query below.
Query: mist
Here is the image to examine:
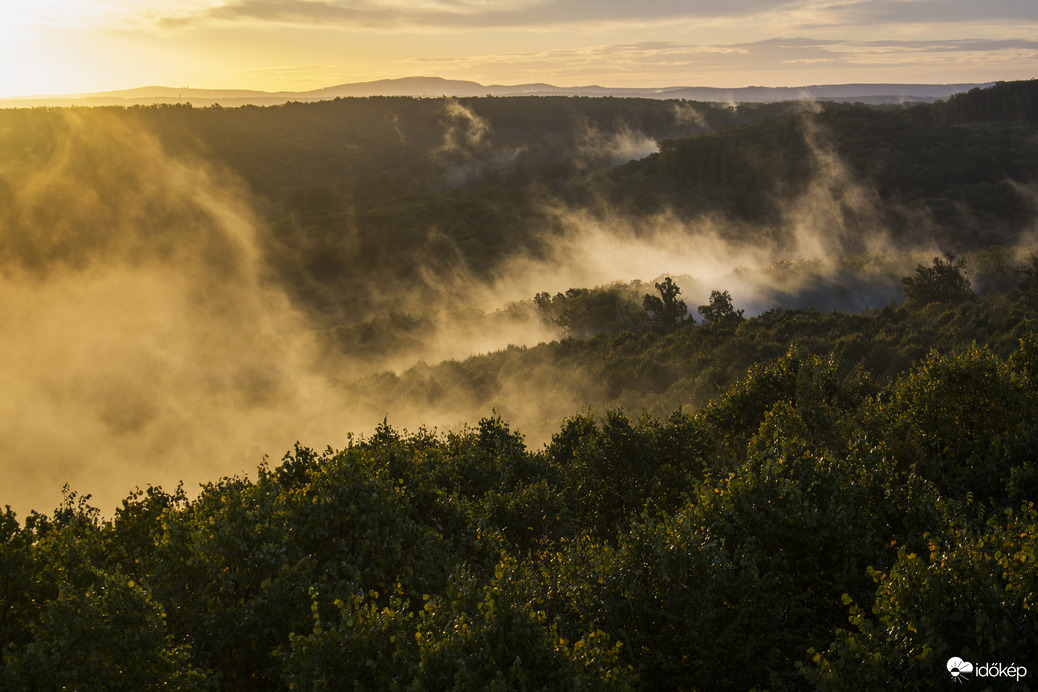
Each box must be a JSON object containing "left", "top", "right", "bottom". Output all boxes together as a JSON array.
[
  {"left": 2, "top": 95, "right": 1031, "bottom": 518},
  {"left": 0, "top": 110, "right": 359, "bottom": 517},
  {"left": 314, "top": 100, "right": 1015, "bottom": 447}
]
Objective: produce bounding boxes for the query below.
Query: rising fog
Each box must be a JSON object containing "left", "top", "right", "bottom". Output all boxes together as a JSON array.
[
  {"left": 0, "top": 110, "right": 352, "bottom": 516},
  {"left": 1, "top": 98, "right": 1025, "bottom": 517}
]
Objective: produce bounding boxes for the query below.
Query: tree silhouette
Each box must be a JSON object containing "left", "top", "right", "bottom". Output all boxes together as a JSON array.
[
  {"left": 1015, "top": 254, "right": 1038, "bottom": 309},
  {"left": 901, "top": 254, "right": 976, "bottom": 307},
  {"left": 643, "top": 277, "right": 689, "bottom": 331},
  {"left": 697, "top": 290, "right": 745, "bottom": 326}
]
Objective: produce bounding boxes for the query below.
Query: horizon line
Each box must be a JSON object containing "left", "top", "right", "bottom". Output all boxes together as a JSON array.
[{"left": 0, "top": 75, "right": 1003, "bottom": 104}]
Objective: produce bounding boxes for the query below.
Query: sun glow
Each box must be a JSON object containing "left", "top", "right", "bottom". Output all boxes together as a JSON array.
[
  {"left": 0, "top": 1, "right": 1035, "bottom": 100},
  {"left": 0, "top": 3, "right": 91, "bottom": 97},
  {"left": 0, "top": 6, "right": 35, "bottom": 45}
]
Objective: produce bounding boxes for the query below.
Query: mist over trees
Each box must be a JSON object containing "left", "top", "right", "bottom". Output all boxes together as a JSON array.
[
  {"left": 4, "top": 83, "right": 1035, "bottom": 331},
  {"left": 1, "top": 79, "right": 1037, "bottom": 688},
  {"left": 3, "top": 320, "right": 1036, "bottom": 689}
]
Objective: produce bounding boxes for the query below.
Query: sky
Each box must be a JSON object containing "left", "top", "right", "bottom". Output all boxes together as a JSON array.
[{"left": 1, "top": 0, "right": 1037, "bottom": 97}]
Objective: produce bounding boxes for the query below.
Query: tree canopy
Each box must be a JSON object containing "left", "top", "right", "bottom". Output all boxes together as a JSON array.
[
  {"left": 642, "top": 277, "right": 690, "bottom": 332},
  {"left": 3, "top": 333, "right": 1035, "bottom": 689},
  {"left": 2, "top": 80, "right": 1037, "bottom": 690},
  {"left": 697, "top": 289, "right": 745, "bottom": 326},
  {"left": 901, "top": 254, "right": 976, "bottom": 307}
]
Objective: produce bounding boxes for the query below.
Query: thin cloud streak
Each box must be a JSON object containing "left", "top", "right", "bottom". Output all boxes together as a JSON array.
[
  {"left": 411, "top": 37, "right": 1038, "bottom": 84},
  {"left": 814, "top": 0, "right": 1038, "bottom": 26},
  {"left": 154, "top": 0, "right": 1038, "bottom": 31},
  {"left": 156, "top": 0, "right": 800, "bottom": 30}
]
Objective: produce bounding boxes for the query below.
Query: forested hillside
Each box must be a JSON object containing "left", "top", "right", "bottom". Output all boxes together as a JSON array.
[
  {"left": 1, "top": 80, "right": 1037, "bottom": 689},
  {"left": 3, "top": 319, "right": 1035, "bottom": 689},
  {"left": 3, "top": 82, "right": 1036, "bottom": 329},
  {"left": 341, "top": 259, "right": 1038, "bottom": 442}
]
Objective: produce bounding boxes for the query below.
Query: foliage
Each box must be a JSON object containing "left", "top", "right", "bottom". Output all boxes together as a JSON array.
[
  {"left": 874, "top": 343, "right": 1037, "bottom": 505},
  {"left": 4, "top": 84, "right": 1036, "bottom": 330},
  {"left": 697, "top": 289, "right": 745, "bottom": 326},
  {"left": 901, "top": 254, "right": 976, "bottom": 307},
  {"left": 935, "top": 79, "right": 1038, "bottom": 125},
  {"left": 642, "top": 277, "right": 690, "bottom": 332},
  {"left": 4, "top": 335, "right": 1035, "bottom": 688},
  {"left": 806, "top": 507, "right": 1038, "bottom": 690},
  {"left": 1014, "top": 253, "right": 1038, "bottom": 310},
  {"left": 534, "top": 283, "right": 648, "bottom": 338},
  {"left": 2, "top": 489, "right": 208, "bottom": 690},
  {"left": 3, "top": 81, "right": 1038, "bottom": 689}
]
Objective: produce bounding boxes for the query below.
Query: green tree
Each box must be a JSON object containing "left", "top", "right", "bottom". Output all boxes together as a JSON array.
[
  {"left": 642, "top": 277, "right": 689, "bottom": 332},
  {"left": 1, "top": 490, "right": 207, "bottom": 691},
  {"left": 697, "top": 289, "right": 745, "bottom": 326},
  {"left": 901, "top": 254, "right": 976, "bottom": 307},
  {"left": 807, "top": 507, "right": 1038, "bottom": 691},
  {"left": 2, "top": 572, "right": 206, "bottom": 691},
  {"left": 1014, "top": 253, "right": 1038, "bottom": 309},
  {"left": 875, "top": 344, "right": 1034, "bottom": 504}
]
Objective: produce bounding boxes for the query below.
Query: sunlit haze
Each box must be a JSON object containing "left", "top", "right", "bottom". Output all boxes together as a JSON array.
[
  {"left": 1, "top": 0, "right": 1037, "bottom": 97},
  {"left": 0, "top": 2, "right": 1034, "bottom": 682}
]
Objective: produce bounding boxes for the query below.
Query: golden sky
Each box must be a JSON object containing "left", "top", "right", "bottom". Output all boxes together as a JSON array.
[{"left": 2, "top": 0, "right": 1038, "bottom": 97}]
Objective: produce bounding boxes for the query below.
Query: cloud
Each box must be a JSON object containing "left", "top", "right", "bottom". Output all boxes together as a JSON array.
[
  {"left": 158, "top": 0, "right": 799, "bottom": 30},
  {"left": 411, "top": 37, "right": 1038, "bottom": 84},
  {"left": 37, "top": 0, "right": 1034, "bottom": 94},
  {"left": 151, "top": 0, "right": 1038, "bottom": 34},
  {"left": 0, "top": 109, "right": 359, "bottom": 517},
  {"left": 197, "top": 0, "right": 401, "bottom": 27},
  {"left": 815, "top": 0, "right": 1038, "bottom": 26}
]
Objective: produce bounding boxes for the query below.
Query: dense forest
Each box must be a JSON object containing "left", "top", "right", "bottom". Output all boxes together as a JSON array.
[
  {"left": 5, "top": 83, "right": 1036, "bottom": 328},
  {"left": 1, "top": 80, "right": 1037, "bottom": 689}
]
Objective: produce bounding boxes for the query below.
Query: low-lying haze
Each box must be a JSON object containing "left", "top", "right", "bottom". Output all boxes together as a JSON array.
[{"left": 1, "top": 93, "right": 1034, "bottom": 518}]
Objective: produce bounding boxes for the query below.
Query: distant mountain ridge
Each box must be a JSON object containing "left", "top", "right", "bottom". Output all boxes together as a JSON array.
[{"left": 0, "top": 76, "right": 993, "bottom": 108}]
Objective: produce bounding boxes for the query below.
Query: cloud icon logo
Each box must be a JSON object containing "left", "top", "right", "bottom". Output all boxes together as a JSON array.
[{"left": 948, "top": 657, "right": 974, "bottom": 681}]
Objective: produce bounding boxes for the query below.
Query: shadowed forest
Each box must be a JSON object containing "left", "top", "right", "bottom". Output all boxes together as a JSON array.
[{"left": 1, "top": 80, "right": 1037, "bottom": 689}]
